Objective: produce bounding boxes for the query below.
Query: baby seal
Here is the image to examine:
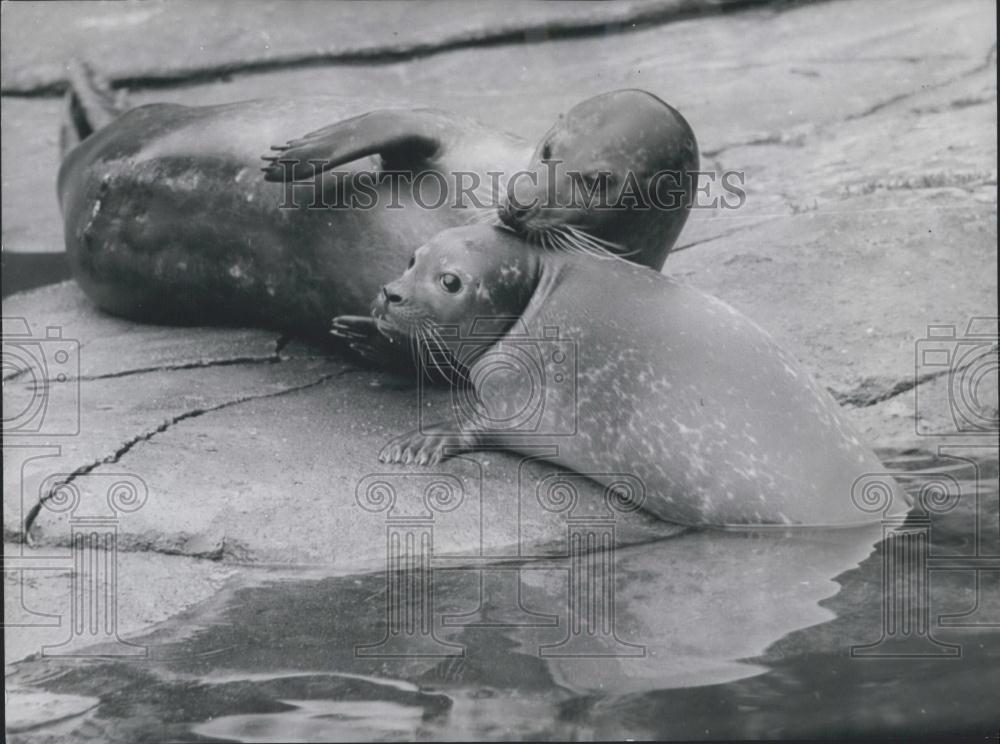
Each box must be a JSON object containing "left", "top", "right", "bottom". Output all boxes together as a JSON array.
[
  {"left": 499, "top": 89, "right": 699, "bottom": 269},
  {"left": 354, "top": 224, "right": 898, "bottom": 527}
]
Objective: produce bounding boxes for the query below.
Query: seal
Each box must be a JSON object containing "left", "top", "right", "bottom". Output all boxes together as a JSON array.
[
  {"left": 58, "top": 67, "right": 525, "bottom": 336},
  {"left": 498, "top": 89, "right": 699, "bottom": 270},
  {"left": 270, "top": 89, "right": 699, "bottom": 271},
  {"left": 58, "top": 66, "right": 697, "bottom": 338},
  {"left": 358, "top": 224, "right": 899, "bottom": 527}
]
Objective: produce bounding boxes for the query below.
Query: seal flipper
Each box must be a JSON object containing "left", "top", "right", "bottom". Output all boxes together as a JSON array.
[
  {"left": 261, "top": 109, "right": 445, "bottom": 182},
  {"left": 60, "top": 60, "right": 123, "bottom": 156},
  {"left": 378, "top": 424, "right": 483, "bottom": 466}
]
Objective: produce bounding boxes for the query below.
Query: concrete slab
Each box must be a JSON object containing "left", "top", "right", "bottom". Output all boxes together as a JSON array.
[
  {"left": 0, "top": 0, "right": 757, "bottom": 93},
  {"left": 1, "top": 0, "right": 996, "bottom": 687}
]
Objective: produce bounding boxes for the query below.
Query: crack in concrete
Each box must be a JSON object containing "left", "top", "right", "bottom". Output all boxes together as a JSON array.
[
  {"left": 1, "top": 0, "right": 805, "bottom": 97},
  {"left": 911, "top": 93, "right": 997, "bottom": 114},
  {"left": 73, "top": 355, "right": 283, "bottom": 382},
  {"left": 116, "top": 532, "right": 255, "bottom": 562},
  {"left": 829, "top": 352, "right": 991, "bottom": 408},
  {"left": 6, "top": 333, "right": 329, "bottom": 383},
  {"left": 840, "top": 170, "right": 997, "bottom": 197},
  {"left": 702, "top": 131, "right": 808, "bottom": 159},
  {"left": 703, "top": 42, "right": 996, "bottom": 161},
  {"left": 830, "top": 373, "right": 931, "bottom": 409},
  {"left": 672, "top": 216, "right": 782, "bottom": 253},
  {"left": 845, "top": 42, "right": 997, "bottom": 121},
  {"left": 3, "top": 367, "right": 30, "bottom": 383},
  {"left": 20, "top": 367, "right": 355, "bottom": 541}
]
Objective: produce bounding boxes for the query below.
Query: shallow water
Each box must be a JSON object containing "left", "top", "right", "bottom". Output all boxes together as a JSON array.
[{"left": 8, "top": 449, "right": 999, "bottom": 741}]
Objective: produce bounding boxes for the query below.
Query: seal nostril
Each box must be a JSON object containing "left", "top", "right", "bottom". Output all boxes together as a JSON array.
[
  {"left": 382, "top": 286, "right": 403, "bottom": 304},
  {"left": 500, "top": 199, "right": 529, "bottom": 227}
]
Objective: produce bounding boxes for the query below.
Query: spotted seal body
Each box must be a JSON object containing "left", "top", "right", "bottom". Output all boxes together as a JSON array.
[
  {"left": 366, "top": 225, "right": 898, "bottom": 527},
  {"left": 58, "top": 99, "right": 529, "bottom": 336},
  {"left": 59, "top": 80, "right": 697, "bottom": 338}
]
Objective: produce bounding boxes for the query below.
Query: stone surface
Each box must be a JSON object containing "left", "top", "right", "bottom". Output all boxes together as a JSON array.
[
  {"left": 0, "top": 0, "right": 754, "bottom": 93},
  {"left": 3, "top": 283, "right": 681, "bottom": 567},
  {"left": 2, "top": 0, "right": 997, "bottom": 674},
  {"left": 0, "top": 97, "right": 63, "bottom": 254},
  {"left": 3, "top": 544, "right": 237, "bottom": 669},
  {"left": 4, "top": 0, "right": 995, "bottom": 255}
]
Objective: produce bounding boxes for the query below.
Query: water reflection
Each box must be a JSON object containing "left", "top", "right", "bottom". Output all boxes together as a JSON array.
[{"left": 7, "top": 450, "right": 997, "bottom": 741}]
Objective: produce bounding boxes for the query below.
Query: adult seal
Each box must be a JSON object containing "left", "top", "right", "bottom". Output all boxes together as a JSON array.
[
  {"left": 273, "top": 88, "right": 700, "bottom": 270},
  {"left": 57, "top": 66, "right": 697, "bottom": 337},
  {"left": 498, "top": 89, "right": 698, "bottom": 268},
  {"left": 359, "top": 224, "right": 899, "bottom": 527}
]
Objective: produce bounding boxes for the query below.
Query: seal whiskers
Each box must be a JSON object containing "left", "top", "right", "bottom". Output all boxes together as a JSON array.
[
  {"left": 61, "top": 89, "right": 697, "bottom": 333},
  {"left": 358, "top": 224, "right": 901, "bottom": 528}
]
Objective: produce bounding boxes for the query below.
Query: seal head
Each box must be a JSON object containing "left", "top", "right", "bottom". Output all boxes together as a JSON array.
[
  {"left": 373, "top": 225, "right": 540, "bottom": 368},
  {"left": 500, "top": 89, "right": 699, "bottom": 270}
]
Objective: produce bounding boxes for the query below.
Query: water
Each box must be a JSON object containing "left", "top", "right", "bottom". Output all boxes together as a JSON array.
[{"left": 7, "top": 449, "right": 999, "bottom": 741}]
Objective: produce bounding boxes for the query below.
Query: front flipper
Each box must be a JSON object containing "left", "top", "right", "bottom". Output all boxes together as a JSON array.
[
  {"left": 378, "top": 424, "right": 483, "bottom": 466},
  {"left": 330, "top": 315, "right": 414, "bottom": 374},
  {"left": 262, "top": 109, "right": 445, "bottom": 181}
]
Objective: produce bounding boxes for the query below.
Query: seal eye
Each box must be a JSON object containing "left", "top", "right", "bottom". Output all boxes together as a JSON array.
[{"left": 439, "top": 273, "right": 462, "bottom": 294}]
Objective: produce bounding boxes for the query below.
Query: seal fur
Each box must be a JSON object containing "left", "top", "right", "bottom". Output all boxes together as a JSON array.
[{"left": 363, "top": 225, "right": 899, "bottom": 527}]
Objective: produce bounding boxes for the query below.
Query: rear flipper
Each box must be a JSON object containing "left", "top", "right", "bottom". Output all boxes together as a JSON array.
[
  {"left": 261, "top": 109, "right": 447, "bottom": 181},
  {"left": 60, "top": 60, "right": 125, "bottom": 156}
]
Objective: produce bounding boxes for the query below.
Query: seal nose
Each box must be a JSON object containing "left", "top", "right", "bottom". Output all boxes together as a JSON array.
[
  {"left": 501, "top": 168, "right": 547, "bottom": 228},
  {"left": 381, "top": 285, "right": 403, "bottom": 304},
  {"left": 500, "top": 198, "right": 528, "bottom": 227},
  {"left": 500, "top": 190, "right": 539, "bottom": 228}
]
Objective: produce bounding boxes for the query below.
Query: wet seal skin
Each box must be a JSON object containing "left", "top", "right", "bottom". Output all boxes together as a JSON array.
[
  {"left": 352, "top": 224, "right": 901, "bottom": 527},
  {"left": 498, "top": 89, "right": 699, "bottom": 270},
  {"left": 58, "top": 66, "right": 696, "bottom": 339}
]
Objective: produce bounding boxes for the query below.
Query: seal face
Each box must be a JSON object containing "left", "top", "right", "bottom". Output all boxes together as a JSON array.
[
  {"left": 58, "top": 89, "right": 698, "bottom": 337},
  {"left": 370, "top": 227, "right": 539, "bottom": 365},
  {"left": 499, "top": 90, "right": 699, "bottom": 270},
  {"left": 363, "top": 224, "right": 899, "bottom": 528}
]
